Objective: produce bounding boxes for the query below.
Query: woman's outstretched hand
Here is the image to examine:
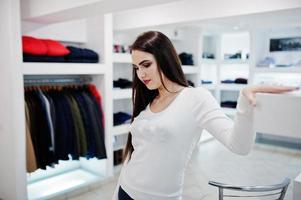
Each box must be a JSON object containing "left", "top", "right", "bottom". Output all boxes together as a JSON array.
[{"left": 242, "top": 85, "right": 299, "bottom": 106}]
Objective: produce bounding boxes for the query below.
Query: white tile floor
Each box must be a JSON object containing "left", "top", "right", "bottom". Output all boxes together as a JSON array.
[{"left": 65, "top": 139, "right": 301, "bottom": 200}]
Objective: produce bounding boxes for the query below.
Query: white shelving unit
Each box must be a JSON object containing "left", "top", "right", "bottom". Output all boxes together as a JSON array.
[
  {"left": 201, "top": 84, "right": 217, "bottom": 91},
  {"left": 113, "top": 53, "right": 132, "bottom": 63},
  {"left": 112, "top": 124, "right": 130, "bottom": 136},
  {"left": 200, "top": 31, "right": 250, "bottom": 116},
  {"left": 182, "top": 65, "right": 201, "bottom": 74},
  {"left": 23, "top": 63, "right": 107, "bottom": 75},
  {"left": 219, "top": 83, "right": 246, "bottom": 91},
  {"left": 221, "top": 59, "right": 249, "bottom": 65},
  {"left": 252, "top": 67, "right": 301, "bottom": 74},
  {"left": 113, "top": 88, "right": 132, "bottom": 99},
  {"left": 250, "top": 26, "right": 301, "bottom": 87},
  {"left": 112, "top": 40, "right": 133, "bottom": 161},
  {"left": 21, "top": 13, "right": 114, "bottom": 200}
]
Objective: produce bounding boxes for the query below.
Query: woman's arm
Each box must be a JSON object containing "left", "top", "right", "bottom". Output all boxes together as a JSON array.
[
  {"left": 194, "top": 86, "right": 297, "bottom": 155},
  {"left": 242, "top": 85, "right": 298, "bottom": 106}
]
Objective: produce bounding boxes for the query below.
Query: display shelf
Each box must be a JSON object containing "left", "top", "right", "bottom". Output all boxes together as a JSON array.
[
  {"left": 201, "top": 84, "right": 216, "bottom": 90},
  {"left": 222, "top": 107, "right": 236, "bottom": 116},
  {"left": 113, "top": 143, "right": 126, "bottom": 151},
  {"left": 27, "top": 168, "right": 106, "bottom": 200},
  {"left": 112, "top": 124, "right": 130, "bottom": 136},
  {"left": 182, "top": 65, "right": 200, "bottom": 74},
  {"left": 113, "top": 164, "right": 123, "bottom": 174},
  {"left": 221, "top": 59, "right": 249, "bottom": 65},
  {"left": 220, "top": 83, "right": 246, "bottom": 91},
  {"left": 113, "top": 88, "right": 132, "bottom": 99},
  {"left": 113, "top": 53, "right": 132, "bottom": 63},
  {"left": 22, "top": 63, "right": 106, "bottom": 75},
  {"left": 252, "top": 67, "right": 301, "bottom": 74},
  {"left": 201, "top": 59, "right": 217, "bottom": 65}
]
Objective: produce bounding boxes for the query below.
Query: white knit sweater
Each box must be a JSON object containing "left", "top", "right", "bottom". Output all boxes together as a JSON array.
[{"left": 113, "top": 87, "right": 255, "bottom": 200}]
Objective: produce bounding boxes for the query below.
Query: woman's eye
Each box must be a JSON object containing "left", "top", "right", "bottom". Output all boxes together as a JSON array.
[{"left": 143, "top": 63, "right": 151, "bottom": 67}]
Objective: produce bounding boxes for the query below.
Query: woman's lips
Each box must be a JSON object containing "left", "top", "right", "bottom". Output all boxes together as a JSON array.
[{"left": 143, "top": 80, "right": 151, "bottom": 85}]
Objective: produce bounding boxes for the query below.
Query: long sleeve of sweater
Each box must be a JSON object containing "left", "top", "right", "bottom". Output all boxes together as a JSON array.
[{"left": 192, "top": 89, "right": 255, "bottom": 155}]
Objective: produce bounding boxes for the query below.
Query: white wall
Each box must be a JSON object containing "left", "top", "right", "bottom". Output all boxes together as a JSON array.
[
  {"left": 0, "top": 0, "right": 27, "bottom": 199},
  {"left": 253, "top": 27, "right": 301, "bottom": 65},
  {"left": 22, "top": 19, "right": 87, "bottom": 43}
]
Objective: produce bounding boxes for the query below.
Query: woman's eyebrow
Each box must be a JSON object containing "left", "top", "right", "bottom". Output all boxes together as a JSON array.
[
  {"left": 132, "top": 60, "right": 151, "bottom": 67},
  {"left": 139, "top": 60, "right": 151, "bottom": 65}
]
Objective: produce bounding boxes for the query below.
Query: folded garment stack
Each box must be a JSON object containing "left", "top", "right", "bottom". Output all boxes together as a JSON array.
[
  {"left": 22, "top": 36, "right": 99, "bottom": 63},
  {"left": 23, "top": 54, "right": 66, "bottom": 62},
  {"left": 187, "top": 80, "right": 195, "bottom": 87},
  {"left": 65, "top": 46, "right": 99, "bottom": 63},
  {"left": 114, "top": 112, "right": 132, "bottom": 126},
  {"left": 178, "top": 52, "right": 194, "bottom": 65},
  {"left": 201, "top": 80, "right": 213, "bottom": 84},
  {"left": 113, "top": 78, "right": 133, "bottom": 89},
  {"left": 221, "top": 101, "right": 237, "bottom": 108},
  {"left": 221, "top": 78, "right": 248, "bottom": 84}
]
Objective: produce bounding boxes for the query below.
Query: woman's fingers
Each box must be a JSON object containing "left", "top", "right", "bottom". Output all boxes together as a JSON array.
[
  {"left": 247, "top": 92, "right": 257, "bottom": 106},
  {"left": 257, "top": 85, "right": 298, "bottom": 93}
]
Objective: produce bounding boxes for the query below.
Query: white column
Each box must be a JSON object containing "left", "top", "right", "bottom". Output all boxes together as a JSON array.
[
  {"left": 0, "top": 0, "right": 27, "bottom": 199},
  {"left": 104, "top": 13, "right": 114, "bottom": 177},
  {"left": 294, "top": 173, "right": 301, "bottom": 200}
]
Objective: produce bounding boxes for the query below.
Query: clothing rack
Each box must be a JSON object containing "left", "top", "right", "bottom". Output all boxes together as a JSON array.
[{"left": 24, "top": 75, "right": 93, "bottom": 86}]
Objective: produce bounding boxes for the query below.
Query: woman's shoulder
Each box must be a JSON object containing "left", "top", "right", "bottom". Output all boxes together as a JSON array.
[
  {"left": 184, "top": 86, "right": 218, "bottom": 108},
  {"left": 185, "top": 86, "right": 212, "bottom": 98}
]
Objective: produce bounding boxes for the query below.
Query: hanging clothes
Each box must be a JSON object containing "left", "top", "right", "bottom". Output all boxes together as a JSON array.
[
  {"left": 25, "top": 102, "right": 37, "bottom": 173},
  {"left": 25, "top": 89, "right": 55, "bottom": 170},
  {"left": 24, "top": 84, "right": 107, "bottom": 173}
]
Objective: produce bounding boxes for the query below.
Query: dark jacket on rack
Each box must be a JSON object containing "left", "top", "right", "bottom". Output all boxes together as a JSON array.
[
  {"left": 25, "top": 90, "right": 55, "bottom": 169},
  {"left": 24, "top": 84, "right": 106, "bottom": 172}
]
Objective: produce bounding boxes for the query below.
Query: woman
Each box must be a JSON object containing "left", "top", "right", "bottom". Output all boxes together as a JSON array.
[{"left": 113, "top": 31, "right": 297, "bottom": 200}]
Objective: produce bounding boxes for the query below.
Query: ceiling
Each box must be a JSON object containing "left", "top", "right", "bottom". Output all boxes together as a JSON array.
[{"left": 176, "top": 8, "right": 301, "bottom": 33}]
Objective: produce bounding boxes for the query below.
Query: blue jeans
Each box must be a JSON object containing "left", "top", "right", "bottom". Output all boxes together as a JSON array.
[{"left": 118, "top": 186, "right": 134, "bottom": 200}]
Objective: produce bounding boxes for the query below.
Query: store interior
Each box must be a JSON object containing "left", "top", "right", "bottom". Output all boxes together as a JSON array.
[{"left": 1, "top": 0, "right": 301, "bottom": 199}]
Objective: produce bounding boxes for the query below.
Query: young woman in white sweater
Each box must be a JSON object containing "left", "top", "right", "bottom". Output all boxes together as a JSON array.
[{"left": 113, "top": 31, "right": 297, "bottom": 200}]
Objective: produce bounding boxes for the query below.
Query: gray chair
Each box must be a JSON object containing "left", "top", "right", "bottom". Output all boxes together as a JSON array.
[{"left": 208, "top": 177, "right": 290, "bottom": 200}]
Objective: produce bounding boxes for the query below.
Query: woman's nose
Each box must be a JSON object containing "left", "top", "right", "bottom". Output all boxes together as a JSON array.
[{"left": 138, "top": 69, "right": 146, "bottom": 78}]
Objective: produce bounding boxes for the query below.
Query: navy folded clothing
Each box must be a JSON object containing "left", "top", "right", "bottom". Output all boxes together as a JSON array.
[
  {"left": 82, "top": 48, "right": 98, "bottom": 59},
  {"left": 113, "top": 78, "right": 133, "bottom": 89},
  {"left": 201, "top": 80, "right": 213, "bottom": 84},
  {"left": 187, "top": 80, "right": 195, "bottom": 87},
  {"left": 82, "top": 58, "right": 99, "bottom": 63},
  {"left": 65, "top": 58, "right": 82, "bottom": 63},
  {"left": 221, "top": 101, "right": 237, "bottom": 108},
  {"left": 234, "top": 78, "right": 248, "bottom": 84},
  {"left": 65, "top": 46, "right": 99, "bottom": 63},
  {"left": 114, "top": 112, "right": 132, "bottom": 126},
  {"left": 23, "top": 53, "right": 65, "bottom": 62},
  {"left": 221, "top": 79, "right": 235, "bottom": 84},
  {"left": 66, "top": 46, "right": 82, "bottom": 59},
  {"left": 179, "top": 52, "right": 194, "bottom": 65}
]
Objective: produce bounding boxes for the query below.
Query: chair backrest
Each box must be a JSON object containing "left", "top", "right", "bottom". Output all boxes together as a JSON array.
[{"left": 208, "top": 177, "right": 290, "bottom": 200}]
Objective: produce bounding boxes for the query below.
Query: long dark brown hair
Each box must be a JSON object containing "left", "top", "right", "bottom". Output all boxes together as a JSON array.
[{"left": 123, "top": 31, "right": 189, "bottom": 162}]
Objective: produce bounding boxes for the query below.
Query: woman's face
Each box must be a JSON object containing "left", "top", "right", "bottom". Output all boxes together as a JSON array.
[{"left": 132, "top": 50, "right": 163, "bottom": 90}]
